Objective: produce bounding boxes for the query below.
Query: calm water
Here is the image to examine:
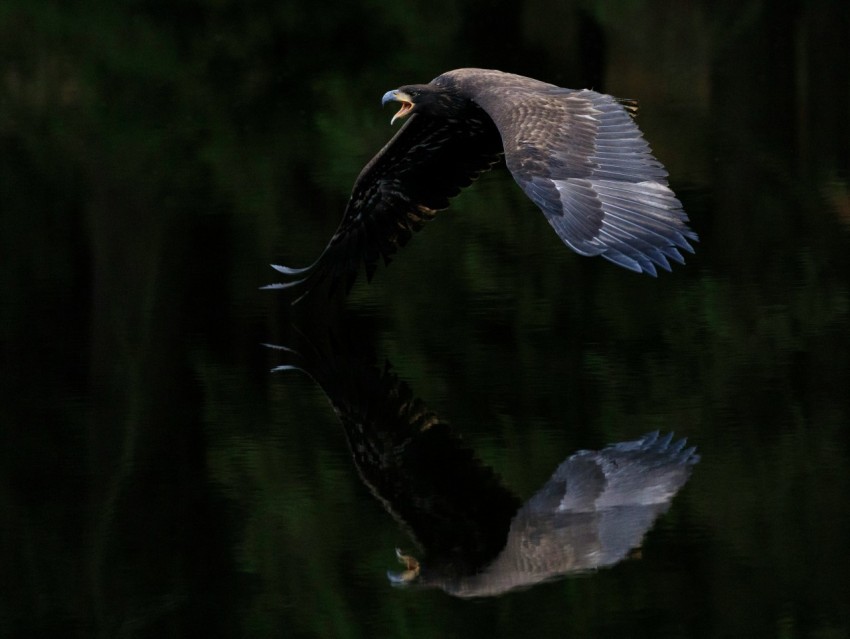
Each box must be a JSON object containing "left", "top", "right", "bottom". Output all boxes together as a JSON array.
[{"left": 2, "top": 2, "right": 849, "bottom": 637}]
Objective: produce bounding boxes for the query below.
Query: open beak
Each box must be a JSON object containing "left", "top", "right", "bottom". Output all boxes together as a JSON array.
[
  {"left": 387, "top": 548, "right": 421, "bottom": 585},
  {"left": 381, "top": 90, "right": 414, "bottom": 125}
]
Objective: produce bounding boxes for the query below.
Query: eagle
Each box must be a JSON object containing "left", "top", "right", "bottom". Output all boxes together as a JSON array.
[{"left": 268, "top": 69, "right": 697, "bottom": 299}]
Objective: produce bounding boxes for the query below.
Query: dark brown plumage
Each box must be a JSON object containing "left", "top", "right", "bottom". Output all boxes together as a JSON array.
[{"left": 267, "top": 69, "right": 697, "bottom": 299}]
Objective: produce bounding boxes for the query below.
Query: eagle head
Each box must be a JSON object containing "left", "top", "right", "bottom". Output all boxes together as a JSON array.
[{"left": 382, "top": 84, "right": 456, "bottom": 125}]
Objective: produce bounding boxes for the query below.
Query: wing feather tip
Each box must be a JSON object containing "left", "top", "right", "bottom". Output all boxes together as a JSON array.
[
  {"left": 270, "top": 263, "right": 312, "bottom": 276},
  {"left": 259, "top": 281, "right": 302, "bottom": 291}
]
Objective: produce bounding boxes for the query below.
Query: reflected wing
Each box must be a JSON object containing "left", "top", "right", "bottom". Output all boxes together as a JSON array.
[
  {"left": 267, "top": 330, "right": 520, "bottom": 568},
  {"left": 266, "top": 110, "right": 503, "bottom": 300},
  {"left": 443, "top": 70, "right": 697, "bottom": 275},
  {"left": 543, "top": 431, "right": 699, "bottom": 512},
  {"left": 435, "top": 432, "right": 699, "bottom": 597}
]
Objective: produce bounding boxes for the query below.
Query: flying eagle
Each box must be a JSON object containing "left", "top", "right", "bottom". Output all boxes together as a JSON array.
[{"left": 268, "top": 69, "right": 697, "bottom": 299}]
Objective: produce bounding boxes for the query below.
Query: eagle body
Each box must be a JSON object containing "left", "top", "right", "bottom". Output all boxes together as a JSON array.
[{"left": 269, "top": 69, "right": 697, "bottom": 299}]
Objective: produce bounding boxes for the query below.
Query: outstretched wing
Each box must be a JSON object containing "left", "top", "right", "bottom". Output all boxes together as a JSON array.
[
  {"left": 440, "top": 69, "right": 697, "bottom": 275},
  {"left": 266, "top": 109, "right": 503, "bottom": 300}
]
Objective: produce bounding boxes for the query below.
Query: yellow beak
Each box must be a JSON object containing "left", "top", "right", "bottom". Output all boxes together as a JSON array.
[{"left": 381, "top": 90, "right": 414, "bottom": 125}]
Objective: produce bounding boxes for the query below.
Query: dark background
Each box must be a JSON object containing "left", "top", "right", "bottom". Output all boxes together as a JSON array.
[{"left": 2, "top": 0, "right": 849, "bottom": 637}]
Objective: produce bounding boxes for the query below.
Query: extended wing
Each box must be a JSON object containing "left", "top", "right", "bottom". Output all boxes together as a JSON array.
[
  {"left": 266, "top": 107, "right": 502, "bottom": 301},
  {"left": 438, "top": 69, "right": 697, "bottom": 275}
]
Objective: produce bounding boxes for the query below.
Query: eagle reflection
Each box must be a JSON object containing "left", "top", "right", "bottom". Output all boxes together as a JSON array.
[{"left": 269, "top": 332, "right": 698, "bottom": 598}]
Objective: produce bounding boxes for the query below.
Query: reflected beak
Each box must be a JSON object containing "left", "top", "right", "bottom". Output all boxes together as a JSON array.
[
  {"left": 387, "top": 548, "right": 421, "bottom": 585},
  {"left": 382, "top": 90, "right": 414, "bottom": 125}
]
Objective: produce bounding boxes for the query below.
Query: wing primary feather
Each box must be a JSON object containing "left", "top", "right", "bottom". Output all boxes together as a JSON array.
[{"left": 440, "top": 70, "right": 697, "bottom": 274}]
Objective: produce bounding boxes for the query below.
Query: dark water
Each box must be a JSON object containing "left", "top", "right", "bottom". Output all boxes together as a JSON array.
[{"left": 2, "top": 1, "right": 850, "bottom": 637}]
